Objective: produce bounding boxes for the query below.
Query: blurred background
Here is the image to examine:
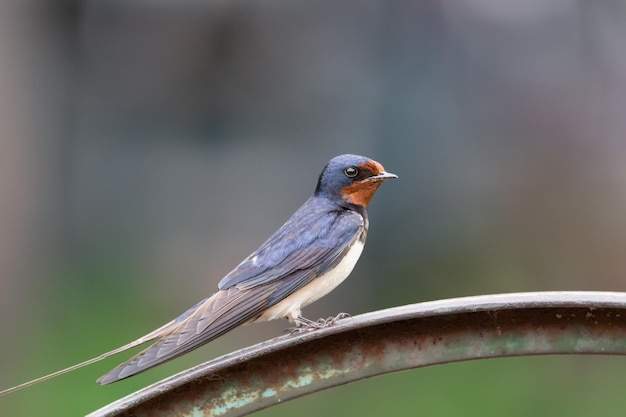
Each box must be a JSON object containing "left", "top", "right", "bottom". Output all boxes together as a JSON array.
[{"left": 2, "top": 0, "right": 626, "bottom": 415}]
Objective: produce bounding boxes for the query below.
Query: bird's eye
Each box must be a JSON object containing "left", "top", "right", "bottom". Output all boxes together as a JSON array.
[{"left": 344, "top": 166, "right": 358, "bottom": 178}]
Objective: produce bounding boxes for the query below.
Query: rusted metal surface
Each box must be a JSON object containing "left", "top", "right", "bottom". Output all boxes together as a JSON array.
[{"left": 87, "top": 291, "right": 626, "bottom": 417}]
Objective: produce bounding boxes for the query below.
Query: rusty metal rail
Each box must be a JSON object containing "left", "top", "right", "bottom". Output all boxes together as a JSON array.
[{"left": 87, "top": 291, "right": 626, "bottom": 417}]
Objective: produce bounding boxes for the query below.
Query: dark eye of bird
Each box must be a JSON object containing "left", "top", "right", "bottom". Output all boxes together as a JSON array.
[{"left": 344, "top": 166, "right": 358, "bottom": 178}]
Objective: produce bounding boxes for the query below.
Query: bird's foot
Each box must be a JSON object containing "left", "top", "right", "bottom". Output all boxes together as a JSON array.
[
  {"left": 285, "top": 313, "right": 351, "bottom": 335},
  {"left": 284, "top": 316, "right": 319, "bottom": 335},
  {"left": 327, "top": 312, "right": 351, "bottom": 324}
]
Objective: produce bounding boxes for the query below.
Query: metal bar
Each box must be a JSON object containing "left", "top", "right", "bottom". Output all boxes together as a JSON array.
[{"left": 87, "top": 291, "right": 626, "bottom": 417}]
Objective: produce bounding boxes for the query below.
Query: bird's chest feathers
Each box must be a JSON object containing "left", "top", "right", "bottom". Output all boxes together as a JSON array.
[
  {"left": 302, "top": 239, "right": 365, "bottom": 305},
  {"left": 257, "top": 239, "right": 365, "bottom": 322}
]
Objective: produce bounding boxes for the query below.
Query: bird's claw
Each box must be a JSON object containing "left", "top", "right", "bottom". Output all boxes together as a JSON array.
[
  {"left": 285, "top": 312, "right": 351, "bottom": 335},
  {"left": 329, "top": 312, "right": 352, "bottom": 323},
  {"left": 284, "top": 326, "right": 304, "bottom": 335}
]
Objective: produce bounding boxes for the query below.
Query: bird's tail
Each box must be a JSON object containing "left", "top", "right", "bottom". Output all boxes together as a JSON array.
[
  {"left": 0, "top": 319, "right": 178, "bottom": 397},
  {"left": 96, "top": 286, "right": 273, "bottom": 384}
]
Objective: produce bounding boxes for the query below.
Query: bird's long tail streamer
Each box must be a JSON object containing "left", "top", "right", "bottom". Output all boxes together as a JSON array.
[{"left": 0, "top": 319, "right": 175, "bottom": 397}]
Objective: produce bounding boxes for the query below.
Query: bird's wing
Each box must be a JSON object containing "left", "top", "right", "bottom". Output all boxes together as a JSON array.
[
  {"left": 219, "top": 204, "right": 364, "bottom": 289},
  {"left": 98, "top": 209, "right": 364, "bottom": 384}
]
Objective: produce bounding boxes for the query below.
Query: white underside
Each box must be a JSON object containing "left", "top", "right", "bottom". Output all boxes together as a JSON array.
[{"left": 256, "top": 240, "right": 365, "bottom": 323}]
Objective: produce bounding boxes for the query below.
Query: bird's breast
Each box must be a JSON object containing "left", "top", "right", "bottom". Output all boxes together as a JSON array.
[{"left": 256, "top": 239, "right": 365, "bottom": 322}]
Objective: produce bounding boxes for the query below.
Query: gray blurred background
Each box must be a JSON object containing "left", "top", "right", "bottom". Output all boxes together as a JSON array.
[{"left": 2, "top": 1, "right": 626, "bottom": 416}]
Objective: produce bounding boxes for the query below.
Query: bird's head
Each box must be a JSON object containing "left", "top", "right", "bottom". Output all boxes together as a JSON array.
[{"left": 315, "top": 154, "right": 397, "bottom": 208}]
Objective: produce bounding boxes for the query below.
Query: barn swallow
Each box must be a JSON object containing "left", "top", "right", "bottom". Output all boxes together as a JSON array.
[{"left": 0, "top": 154, "right": 396, "bottom": 394}]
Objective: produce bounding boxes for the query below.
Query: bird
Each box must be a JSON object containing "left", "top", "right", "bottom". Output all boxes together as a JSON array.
[{"left": 0, "top": 153, "right": 396, "bottom": 394}]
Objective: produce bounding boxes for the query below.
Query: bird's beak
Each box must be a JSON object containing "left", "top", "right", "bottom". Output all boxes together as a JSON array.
[{"left": 370, "top": 171, "right": 398, "bottom": 181}]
